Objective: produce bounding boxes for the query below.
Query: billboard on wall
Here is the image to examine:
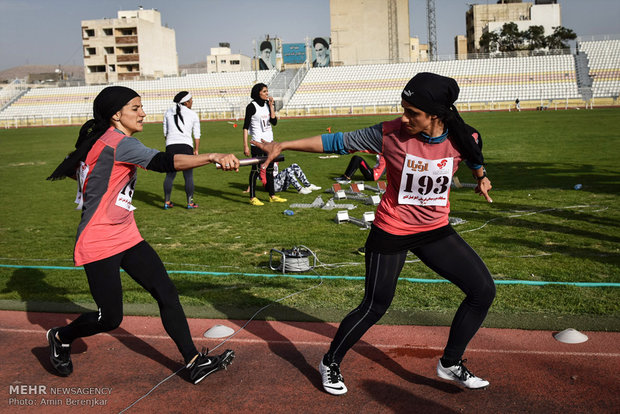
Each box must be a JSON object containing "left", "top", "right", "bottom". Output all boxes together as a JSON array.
[
  {"left": 258, "top": 39, "right": 276, "bottom": 70},
  {"left": 282, "top": 43, "right": 306, "bottom": 64},
  {"left": 311, "top": 37, "right": 331, "bottom": 67}
]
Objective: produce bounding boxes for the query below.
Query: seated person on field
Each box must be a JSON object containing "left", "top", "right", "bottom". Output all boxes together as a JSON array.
[
  {"left": 333, "top": 155, "right": 386, "bottom": 184},
  {"left": 259, "top": 163, "right": 321, "bottom": 194}
]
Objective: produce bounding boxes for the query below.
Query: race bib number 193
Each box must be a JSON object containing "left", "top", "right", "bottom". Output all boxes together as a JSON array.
[{"left": 398, "top": 155, "right": 453, "bottom": 206}]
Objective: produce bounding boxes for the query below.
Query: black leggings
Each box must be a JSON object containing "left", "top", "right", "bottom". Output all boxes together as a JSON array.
[
  {"left": 164, "top": 144, "right": 194, "bottom": 204},
  {"left": 249, "top": 146, "right": 274, "bottom": 198},
  {"left": 344, "top": 155, "right": 374, "bottom": 181},
  {"left": 58, "top": 241, "right": 198, "bottom": 364},
  {"left": 325, "top": 229, "right": 495, "bottom": 364}
]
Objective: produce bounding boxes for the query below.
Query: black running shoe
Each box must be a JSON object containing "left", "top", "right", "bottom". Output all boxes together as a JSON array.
[
  {"left": 47, "top": 328, "right": 73, "bottom": 376},
  {"left": 188, "top": 349, "right": 235, "bottom": 384}
]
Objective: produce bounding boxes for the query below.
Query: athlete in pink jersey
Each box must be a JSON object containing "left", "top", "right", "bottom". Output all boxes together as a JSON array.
[
  {"left": 255, "top": 72, "right": 494, "bottom": 395},
  {"left": 47, "top": 86, "right": 238, "bottom": 384}
]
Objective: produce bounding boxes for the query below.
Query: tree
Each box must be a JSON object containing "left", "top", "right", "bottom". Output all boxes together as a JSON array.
[
  {"left": 478, "top": 23, "right": 577, "bottom": 54},
  {"left": 546, "top": 26, "right": 577, "bottom": 50},
  {"left": 499, "top": 23, "right": 525, "bottom": 52},
  {"left": 525, "top": 25, "right": 547, "bottom": 51},
  {"left": 479, "top": 31, "right": 500, "bottom": 53}
]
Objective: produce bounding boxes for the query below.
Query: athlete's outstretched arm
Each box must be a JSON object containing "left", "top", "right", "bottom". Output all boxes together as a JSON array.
[
  {"left": 253, "top": 136, "right": 324, "bottom": 168},
  {"left": 174, "top": 153, "right": 239, "bottom": 171}
]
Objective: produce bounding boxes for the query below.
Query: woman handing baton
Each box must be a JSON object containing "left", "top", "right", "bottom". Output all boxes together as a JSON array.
[
  {"left": 47, "top": 86, "right": 238, "bottom": 384},
  {"left": 255, "top": 72, "right": 495, "bottom": 395}
]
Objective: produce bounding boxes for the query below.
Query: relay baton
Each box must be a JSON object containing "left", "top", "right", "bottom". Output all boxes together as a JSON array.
[{"left": 216, "top": 154, "right": 284, "bottom": 169}]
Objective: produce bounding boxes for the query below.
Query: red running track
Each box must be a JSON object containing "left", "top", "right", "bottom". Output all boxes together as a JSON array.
[{"left": 0, "top": 310, "right": 618, "bottom": 413}]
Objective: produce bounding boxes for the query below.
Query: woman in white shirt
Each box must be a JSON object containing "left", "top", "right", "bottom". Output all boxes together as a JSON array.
[
  {"left": 163, "top": 91, "right": 201, "bottom": 209},
  {"left": 242, "top": 83, "right": 286, "bottom": 206}
]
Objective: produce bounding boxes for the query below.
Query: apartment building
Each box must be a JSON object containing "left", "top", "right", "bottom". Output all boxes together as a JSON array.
[
  {"left": 81, "top": 8, "right": 178, "bottom": 84},
  {"left": 206, "top": 43, "right": 252, "bottom": 73}
]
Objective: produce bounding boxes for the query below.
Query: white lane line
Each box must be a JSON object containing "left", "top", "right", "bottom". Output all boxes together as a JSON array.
[{"left": 4, "top": 327, "right": 620, "bottom": 358}]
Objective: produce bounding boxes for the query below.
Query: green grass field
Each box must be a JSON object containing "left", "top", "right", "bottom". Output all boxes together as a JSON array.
[{"left": 1, "top": 109, "right": 619, "bottom": 330}]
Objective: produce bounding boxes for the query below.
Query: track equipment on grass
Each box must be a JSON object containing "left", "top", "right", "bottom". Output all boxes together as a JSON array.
[
  {"left": 269, "top": 245, "right": 317, "bottom": 273},
  {"left": 335, "top": 210, "right": 375, "bottom": 229}
]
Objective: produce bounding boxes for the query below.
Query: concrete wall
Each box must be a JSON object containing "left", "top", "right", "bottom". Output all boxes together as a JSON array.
[{"left": 330, "top": 0, "right": 410, "bottom": 65}]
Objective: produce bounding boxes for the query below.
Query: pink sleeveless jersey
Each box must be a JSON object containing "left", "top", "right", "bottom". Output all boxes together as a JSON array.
[
  {"left": 373, "top": 118, "right": 464, "bottom": 235},
  {"left": 73, "top": 128, "right": 157, "bottom": 265}
]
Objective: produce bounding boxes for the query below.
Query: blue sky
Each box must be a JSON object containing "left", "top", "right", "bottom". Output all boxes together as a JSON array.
[{"left": 0, "top": 0, "right": 618, "bottom": 71}]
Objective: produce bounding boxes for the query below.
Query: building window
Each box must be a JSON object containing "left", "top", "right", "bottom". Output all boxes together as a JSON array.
[
  {"left": 103, "top": 28, "right": 113, "bottom": 36},
  {"left": 210, "top": 60, "right": 216, "bottom": 64},
  {"left": 87, "top": 65, "right": 106, "bottom": 73},
  {"left": 119, "top": 46, "right": 137, "bottom": 54},
  {"left": 108, "top": 65, "right": 116, "bottom": 72},
  {"left": 118, "top": 28, "right": 137, "bottom": 36},
  {"left": 104, "top": 47, "right": 114, "bottom": 54},
  {"left": 84, "top": 29, "right": 95, "bottom": 37},
  {"left": 85, "top": 47, "right": 96, "bottom": 56},
  {"left": 230, "top": 60, "right": 240, "bottom": 65}
]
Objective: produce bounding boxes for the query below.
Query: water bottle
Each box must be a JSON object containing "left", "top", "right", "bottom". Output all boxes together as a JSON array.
[{"left": 283, "top": 209, "right": 294, "bottom": 216}]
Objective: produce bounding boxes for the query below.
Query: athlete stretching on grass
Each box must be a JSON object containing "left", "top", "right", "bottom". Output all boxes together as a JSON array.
[
  {"left": 255, "top": 72, "right": 495, "bottom": 394},
  {"left": 46, "top": 86, "right": 237, "bottom": 384}
]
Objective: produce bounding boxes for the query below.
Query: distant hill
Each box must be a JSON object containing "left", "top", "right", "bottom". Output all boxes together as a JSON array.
[
  {"left": 1, "top": 62, "right": 207, "bottom": 83},
  {"left": 0, "top": 65, "right": 84, "bottom": 83}
]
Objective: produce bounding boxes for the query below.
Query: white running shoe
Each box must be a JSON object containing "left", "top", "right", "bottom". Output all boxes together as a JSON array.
[
  {"left": 319, "top": 360, "right": 348, "bottom": 395},
  {"left": 332, "top": 176, "right": 351, "bottom": 184},
  {"left": 298, "top": 187, "right": 312, "bottom": 194},
  {"left": 436, "top": 359, "right": 489, "bottom": 389},
  {"left": 307, "top": 184, "right": 322, "bottom": 191}
]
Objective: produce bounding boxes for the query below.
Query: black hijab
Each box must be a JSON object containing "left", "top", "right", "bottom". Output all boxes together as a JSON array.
[
  {"left": 250, "top": 83, "right": 268, "bottom": 106},
  {"left": 47, "top": 86, "right": 140, "bottom": 180},
  {"left": 401, "top": 72, "right": 484, "bottom": 166}
]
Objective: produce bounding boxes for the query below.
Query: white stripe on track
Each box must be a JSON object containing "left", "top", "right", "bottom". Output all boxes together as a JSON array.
[{"left": 4, "top": 327, "right": 619, "bottom": 358}]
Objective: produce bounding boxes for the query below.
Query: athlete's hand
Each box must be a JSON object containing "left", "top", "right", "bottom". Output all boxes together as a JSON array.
[
  {"left": 253, "top": 141, "right": 283, "bottom": 169},
  {"left": 475, "top": 177, "right": 493, "bottom": 203},
  {"left": 210, "top": 153, "right": 239, "bottom": 171}
]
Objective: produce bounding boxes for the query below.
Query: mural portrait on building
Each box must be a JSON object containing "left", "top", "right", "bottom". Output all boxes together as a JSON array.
[
  {"left": 259, "top": 40, "right": 275, "bottom": 70},
  {"left": 312, "top": 37, "right": 330, "bottom": 67}
]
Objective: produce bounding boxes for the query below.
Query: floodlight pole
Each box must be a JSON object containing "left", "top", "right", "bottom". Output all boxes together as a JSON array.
[{"left": 427, "top": 0, "right": 437, "bottom": 61}]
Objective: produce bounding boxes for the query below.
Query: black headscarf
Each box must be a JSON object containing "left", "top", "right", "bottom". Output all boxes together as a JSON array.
[
  {"left": 251, "top": 83, "right": 268, "bottom": 106},
  {"left": 47, "top": 86, "right": 140, "bottom": 180},
  {"left": 172, "top": 91, "right": 191, "bottom": 132},
  {"left": 401, "top": 72, "right": 484, "bottom": 165}
]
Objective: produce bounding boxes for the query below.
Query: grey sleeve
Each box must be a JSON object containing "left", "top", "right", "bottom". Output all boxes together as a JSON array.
[
  {"left": 116, "top": 137, "right": 160, "bottom": 168},
  {"left": 342, "top": 123, "right": 383, "bottom": 154}
]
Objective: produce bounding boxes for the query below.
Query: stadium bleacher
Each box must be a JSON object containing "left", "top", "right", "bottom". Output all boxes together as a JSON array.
[
  {"left": 578, "top": 39, "right": 620, "bottom": 98},
  {"left": 0, "top": 70, "right": 277, "bottom": 126},
  {"left": 1, "top": 39, "right": 619, "bottom": 127},
  {"left": 284, "top": 54, "right": 580, "bottom": 114}
]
